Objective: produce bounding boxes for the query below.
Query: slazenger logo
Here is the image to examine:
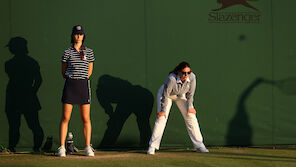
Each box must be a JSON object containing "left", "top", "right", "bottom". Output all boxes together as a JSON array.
[
  {"left": 208, "top": 0, "right": 261, "bottom": 23},
  {"left": 212, "top": 0, "right": 259, "bottom": 12}
]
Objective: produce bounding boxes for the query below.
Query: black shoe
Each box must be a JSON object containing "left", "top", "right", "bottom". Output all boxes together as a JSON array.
[
  {"left": 8, "top": 147, "right": 16, "bottom": 153},
  {"left": 33, "top": 148, "right": 41, "bottom": 154}
]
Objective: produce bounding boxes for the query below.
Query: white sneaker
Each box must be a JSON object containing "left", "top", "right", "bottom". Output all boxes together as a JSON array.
[
  {"left": 57, "top": 146, "right": 66, "bottom": 157},
  {"left": 197, "top": 147, "right": 209, "bottom": 153},
  {"left": 147, "top": 147, "right": 155, "bottom": 155},
  {"left": 85, "top": 146, "right": 95, "bottom": 156}
]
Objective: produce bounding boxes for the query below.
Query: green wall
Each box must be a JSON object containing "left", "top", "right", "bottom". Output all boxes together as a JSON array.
[{"left": 1, "top": 0, "right": 296, "bottom": 151}]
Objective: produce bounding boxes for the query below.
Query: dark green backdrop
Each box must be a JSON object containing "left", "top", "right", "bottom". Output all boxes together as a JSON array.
[{"left": 1, "top": 0, "right": 296, "bottom": 150}]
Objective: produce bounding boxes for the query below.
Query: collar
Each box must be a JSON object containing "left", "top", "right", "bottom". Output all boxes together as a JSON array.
[
  {"left": 71, "top": 45, "right": 85, "bottom": 52},
  {"left": 176, "top": 74, "right": 190, "bottom": 84}
]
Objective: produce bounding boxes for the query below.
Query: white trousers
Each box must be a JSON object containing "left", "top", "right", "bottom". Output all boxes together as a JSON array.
[{"left": 149, "top": 85, "right": 205, "bottom": 150}]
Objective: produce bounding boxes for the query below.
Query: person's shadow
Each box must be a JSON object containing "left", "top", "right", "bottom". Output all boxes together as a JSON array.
[
  {"left": 226, "top": 78, "right": 267, "bottom": 146},
  {"left": 5, "top": 37, "right": 44, "bottom": 152},
  {"left": 96, "top": 75, "right": 154, "bottom": 149},
  {"left": 226, "top": 77, "right": 296, "bottom": 146}
]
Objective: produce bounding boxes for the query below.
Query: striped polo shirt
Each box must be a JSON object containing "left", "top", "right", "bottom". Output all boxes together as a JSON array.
[{"left": 61, "top": 46, "right": 95, "bottom": 79}]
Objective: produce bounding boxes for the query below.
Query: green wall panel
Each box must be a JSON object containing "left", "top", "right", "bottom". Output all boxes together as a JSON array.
[
  {"left": 1, "top": 0, "right": 296, "bottom": 151},
  {"left": 0, "top": 0, "right": 11, "bottom": 150},
  {"left": 273, "top": 1, "right": 296, "bottom": 144}
]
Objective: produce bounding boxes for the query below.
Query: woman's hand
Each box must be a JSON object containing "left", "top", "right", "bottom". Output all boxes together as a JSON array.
[
  {"left": 187, "top": 108, "right": 196, "bottom": 116},
  {"left": 62, "top": 63, "right": 67, "bottom": 78},
  {"left": 157, "top": 112, "right": 166, "bottom": 118},
  {"left": 88, "top": 62, "right": 93, "bottom": 78}
]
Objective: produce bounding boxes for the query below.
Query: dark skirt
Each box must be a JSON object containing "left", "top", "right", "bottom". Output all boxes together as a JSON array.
[{"left": 61, "top": 78, "right": 90, "bottom": 105}]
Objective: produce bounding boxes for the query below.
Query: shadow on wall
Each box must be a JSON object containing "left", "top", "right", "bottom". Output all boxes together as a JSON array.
[
  {"left": 226, "top": 78, "right": 262, "bottom": 146},
  {"left": 96, "top": 75, "right": 154, "bottom": 149},
  {"left": 226, "top": 77, "right": 296, "bottom": 146},
  {"left": 4, "top": 37, "right": 44, "bottom": 152}
]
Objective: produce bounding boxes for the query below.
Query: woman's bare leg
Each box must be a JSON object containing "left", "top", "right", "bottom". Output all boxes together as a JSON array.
[
  {"left": 59, "top": 103, "right": 73, "bottom": 146},
  {"left": 80, "top": 104, "right": 91, "bottom": 146}
]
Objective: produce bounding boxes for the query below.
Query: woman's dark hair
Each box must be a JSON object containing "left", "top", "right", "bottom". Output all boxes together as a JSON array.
[
  {"left": 71, "top": 33, "right": 86, "bottom": 60},
  {"left": 169, "top": 61, "right": 191, "bottom": 75}
]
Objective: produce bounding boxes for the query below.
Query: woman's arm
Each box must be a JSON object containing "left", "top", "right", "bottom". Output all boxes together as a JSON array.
[
  {"left": 62, "top": 63, "right": 67, "bottom": 78},
  {"left": 157, "top": 77, "right": 175, "bottom": 118},
  {"left": 88, "top": 62, "right": 93, "bottom": 79},
  {"left": 186, "top": 73, "right": 196, "bottom": 110},
  {"left": 159, "top": 76, "right": 174, "bottom": 111}
]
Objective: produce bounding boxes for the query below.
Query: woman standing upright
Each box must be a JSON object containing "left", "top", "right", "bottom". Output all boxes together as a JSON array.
[
  {"left": 147, "top": 61, "right": 209, "bottom": 154},
  {"left": 57, "top": 25, "right": 95, "bottom": 157}
]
